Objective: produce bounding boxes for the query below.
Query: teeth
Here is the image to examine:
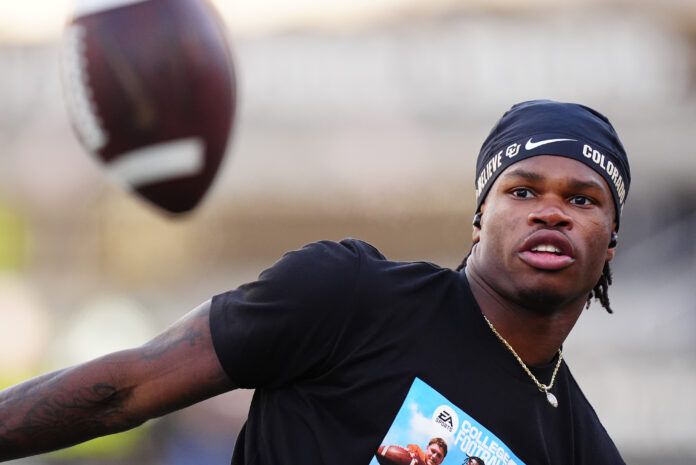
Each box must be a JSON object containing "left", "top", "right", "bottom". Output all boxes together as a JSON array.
[{"left": 531, "top": 244, "right": 561, "bottom": 254}]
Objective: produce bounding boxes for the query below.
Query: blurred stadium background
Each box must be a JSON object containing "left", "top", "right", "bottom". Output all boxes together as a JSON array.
[{"left": 1, "top": 0, "right": 696, "bottom": 463}]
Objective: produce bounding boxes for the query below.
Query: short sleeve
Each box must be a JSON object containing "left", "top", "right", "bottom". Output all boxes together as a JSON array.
[{"left": 209, "top": 239, "right": 366, "bottom": 388}]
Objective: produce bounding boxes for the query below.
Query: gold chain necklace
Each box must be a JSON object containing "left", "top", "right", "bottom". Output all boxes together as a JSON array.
[{"left": 483, "top": 315, "right": 563, "bottom": 408}]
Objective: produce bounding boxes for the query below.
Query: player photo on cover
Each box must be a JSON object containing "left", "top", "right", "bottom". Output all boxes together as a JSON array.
[{"left": 372, "top": 378, "right": 524, "bottom": 465}]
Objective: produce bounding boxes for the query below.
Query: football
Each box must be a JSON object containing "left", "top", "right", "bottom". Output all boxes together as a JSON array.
[
  {"left": 61, "top": 0, "right": 236, "bottom": 214},
  {"left": 375, "top": 445, "right": 421, "bottom": 465}
]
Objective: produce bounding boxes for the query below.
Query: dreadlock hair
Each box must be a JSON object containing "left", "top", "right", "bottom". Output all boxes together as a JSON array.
[
  {"left": 455, "top": 246, "right": 614, "bottom": 314},
  {"left": 586, "top": 261, "right": 613, "bottom": 313}
]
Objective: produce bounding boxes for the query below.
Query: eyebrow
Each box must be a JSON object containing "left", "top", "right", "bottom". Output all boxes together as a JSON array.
[
  {"left": 504, "top": 168, "right": 607, "bottom": 192},
  {"left": 504, "top": 168, "right": 545, "bottom": 183}
]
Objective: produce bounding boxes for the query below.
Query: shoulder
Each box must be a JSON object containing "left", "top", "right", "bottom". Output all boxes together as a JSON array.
[
  {"left": 259, "top": 238, "right": 383, "bottom": 283},
  {"left": 236, "top": 237, "right": 458, "bottom": 308},
  {"left": 232, "top": 238, "right": 383, "bottom": 306},
  {"left": 348, "top": 242, "right": 458, "bottom": 298},
  {"left": 300, "top": 239, "right": 456, "bottom": 294},
  {"left": 279, "top": 237, "right": 385, "bottom": 265},
  {"left": 272, "top": 237, "right": 382, "bottom": 267}
]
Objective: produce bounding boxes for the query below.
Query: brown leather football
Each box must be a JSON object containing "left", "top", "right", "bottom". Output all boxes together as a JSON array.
[
  {"left": 62, "top": 0, "right": 236, "bottom": 214},
  {"left": 376, "top": 445, "right": 419, "bottom": 465}
]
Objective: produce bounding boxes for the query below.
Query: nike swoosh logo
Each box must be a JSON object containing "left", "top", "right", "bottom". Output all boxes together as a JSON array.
[{"left": 525, "top": 138, "right": 577, "bottom": 151}]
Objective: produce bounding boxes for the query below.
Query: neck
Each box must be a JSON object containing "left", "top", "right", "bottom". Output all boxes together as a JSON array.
[{"left": 465, "top": 260, "right": 585, "bottom": 366}]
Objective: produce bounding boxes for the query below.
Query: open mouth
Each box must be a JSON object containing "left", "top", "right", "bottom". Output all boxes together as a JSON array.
[
  {"left": 530, "top": 244, "right": 562, "bottom": 254},
  {"left": 518, "top": 231, "right": 576, "bottom": 271}
]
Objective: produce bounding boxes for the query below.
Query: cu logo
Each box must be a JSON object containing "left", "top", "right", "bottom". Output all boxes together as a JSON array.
[{"left": 505, "top": 143, "right": 521, "bottom": 158}]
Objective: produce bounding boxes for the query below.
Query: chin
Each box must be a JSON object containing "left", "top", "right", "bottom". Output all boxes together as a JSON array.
[
  {"left": 507, "top": 263, "right": 596, "bottom": 313},
  {"left": 514, "top": 286, "right": 577, "bottom": 315}
]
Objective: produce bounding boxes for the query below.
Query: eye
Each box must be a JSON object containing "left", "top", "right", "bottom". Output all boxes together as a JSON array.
[
  {"left": 569, "top": 195, "right": 594, "bottom": 206},
  {"left": 510, "top": 188, "right": 535, "bottom": 199}
]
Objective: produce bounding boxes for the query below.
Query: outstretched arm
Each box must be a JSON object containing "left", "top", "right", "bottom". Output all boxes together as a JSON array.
[{"left": 0, "top": 300, "right": 234, "bottom": 461}]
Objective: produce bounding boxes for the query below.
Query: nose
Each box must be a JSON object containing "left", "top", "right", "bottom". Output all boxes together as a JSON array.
[{"left": 528, "top": 204, "right": 573, "bottom": 229}]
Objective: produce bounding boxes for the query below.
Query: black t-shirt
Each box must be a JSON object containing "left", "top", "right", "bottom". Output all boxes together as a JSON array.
[{"left": 210, "top": 239, "right": 625, "bottom": 465}]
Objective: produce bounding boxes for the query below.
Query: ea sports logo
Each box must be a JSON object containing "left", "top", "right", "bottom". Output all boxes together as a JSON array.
[{"left": 431, "top": 405, "right": 459, "bottom": 436}]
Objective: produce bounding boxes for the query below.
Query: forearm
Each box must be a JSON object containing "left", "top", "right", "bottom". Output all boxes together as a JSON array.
[
  {"left": 0, "top": 352, "right": 143, "bottom": 461},
  {"left": 0, "top": 301, "right": 234, "bottom": 462}
]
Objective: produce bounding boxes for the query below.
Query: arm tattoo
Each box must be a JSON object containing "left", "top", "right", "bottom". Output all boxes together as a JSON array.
[
  {"left": 0, "top": 302, "right": 220, "bottom": 460},
  {"left": 140, "top": 309, "right": 207, "bottom": 361},
  {"left": 20, "top": 383, "right": 129, "bottom": 432},
  {"left": 0, "top": 374, "right": 137, "bottom": 459}
]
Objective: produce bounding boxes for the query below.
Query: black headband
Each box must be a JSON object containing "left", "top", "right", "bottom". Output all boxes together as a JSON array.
[{"left": 475, "top": 100, "right": 631, "bottom": 229}]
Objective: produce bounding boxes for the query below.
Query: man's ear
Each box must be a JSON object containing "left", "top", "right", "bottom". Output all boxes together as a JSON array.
[
  {"left": 472, "top": 212, "right": 482, "bottom": 244},
  {"left": 606, "top": 227, "right": 617, "bottom": 262},
  {"left": 472, "top": 225, "right": 481, "bottom": 244}
]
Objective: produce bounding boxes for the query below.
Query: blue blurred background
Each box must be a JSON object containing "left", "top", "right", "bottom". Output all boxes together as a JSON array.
[{"left": 1, "top": 0, "right": 695, "bottom": 463}]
